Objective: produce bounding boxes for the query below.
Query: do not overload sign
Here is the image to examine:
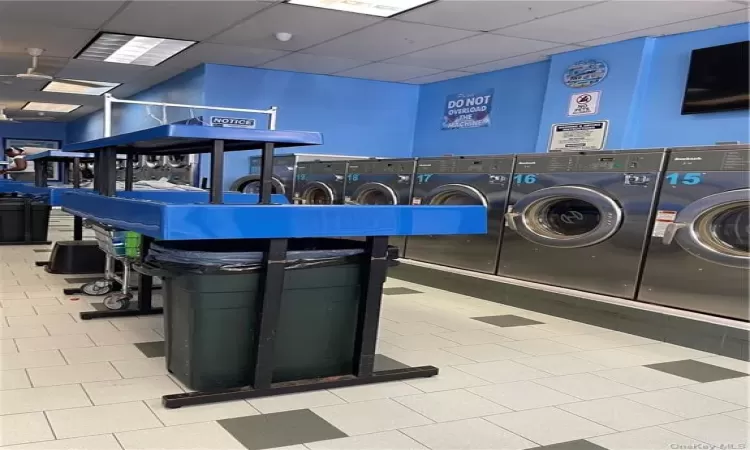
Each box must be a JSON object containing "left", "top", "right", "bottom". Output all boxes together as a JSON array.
[{"left": 442, "top": 90, "right": 494, "bottom": 130}]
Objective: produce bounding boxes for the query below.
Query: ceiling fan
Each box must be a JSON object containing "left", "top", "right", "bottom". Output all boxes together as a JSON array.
[
  {"left": 0, "top": 48, "right": 102, "bottom": 88},
  {"left": 0, "top": 106, "right": 56, "bottom": 122}
]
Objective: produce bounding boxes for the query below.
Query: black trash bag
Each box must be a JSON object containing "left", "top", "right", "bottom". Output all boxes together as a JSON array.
[{"left": 137, "top": 238, "right": 399, "bottom": 276}]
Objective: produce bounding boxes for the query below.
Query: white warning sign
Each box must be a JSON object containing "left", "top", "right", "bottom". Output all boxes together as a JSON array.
[
  {"left": 652, "top": 210, "right": 677, "bottom": 237},
  {"left": 568, "top": 91, "right": 600, "bottom": 117}
]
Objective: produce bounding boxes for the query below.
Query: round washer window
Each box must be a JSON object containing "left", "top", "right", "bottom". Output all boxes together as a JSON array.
[
  {"left": 541, "top": 198, "right": 602, "bottom": 237},
  {"left": 304, "top": 186, "right": 332, "bottom": 205},
  {"left": 700, "top": 203, "right": 750, "bottom": 256},
  {"left": 430, "top": 191, "right": 482, "bottom": 206},
  {"left": 357, "top": 189, "right": 393, "bottom": 205}
]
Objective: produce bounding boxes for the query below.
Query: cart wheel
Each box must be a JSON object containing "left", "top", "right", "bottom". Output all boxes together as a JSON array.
[
  {"left": 81, "top": 280, "right": 114, "bottom": 296},
  {"left": 103, "top": 293, "right": 131, "bottom": 311}
]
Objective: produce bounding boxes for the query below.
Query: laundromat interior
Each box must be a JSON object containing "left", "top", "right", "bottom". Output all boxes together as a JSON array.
[{"left": 0, "top": 1, "right": 748, "bottom": 449}]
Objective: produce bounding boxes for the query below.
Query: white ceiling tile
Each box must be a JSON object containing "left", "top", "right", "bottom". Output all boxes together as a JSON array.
[
  {"left": 386, "top": 34, "right": 561, "bottom": 70},
  {"left": 106, "top": 1, "right": 273, "bottom": 41},
  {"left": 0, "top": 85, "right": 101, "bottom": 106},
  {"left": 160, "top": 43, "right": 288, "bottom": 70},
  {"left": 0, "top": 0, "right": 127, "bottom": 30},
  {"left": 0, "top": 53, "right": 68, "bottom": 77},
  {"left": 55, "top": 60, "right": 153, "bottom": 83},
  {"left": 581, "top": 9, "right": 750, "bottom": 46},
  {"left": 261, "top": 53, "right": 367, "bottom": 74},
  {"left": 496, "top": 0, "right": 746, "bottom": 44},
  {"left": 463, "top": 45, "right": 582, "bottom": 73},
  {"left": 305, "top": 20, "right": 478, "bottom": 60},
  {"left": 398, "top": 0, "right": 601, "bottom": 31},
  {"left": 210, "top": 3, "right": 381, "bottom": 51},
  {"left": 335, "top": 62, "right": 442, "bottom": 82},
  {"left": 0, "top": 25, "right": 96, "bottom": 57},
  {"left": 405, "top": 70, "right": 472, "bottom": 84}
]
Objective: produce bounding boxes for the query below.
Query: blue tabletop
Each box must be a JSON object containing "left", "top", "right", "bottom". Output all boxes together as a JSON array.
[
  {"left": 26, "top": 150, "right": 94, "bottom": 161},
  {"left": 60, "top": 191, "right": 487, "bottom": 240},
  {"left": 63, "top": 124, "right": 323, "bottom": 155}
]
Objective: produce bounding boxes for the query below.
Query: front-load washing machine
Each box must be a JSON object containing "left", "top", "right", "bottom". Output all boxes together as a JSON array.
[
  {"left": 344, "top": 158, "right": 416, "bottom": 251},
  {"left": 496, "top": 149, "right": 667, "bottom": 298},
  {"left": 404, "top": 156, "right": 514, "bottom": 274},
  {"left": 294, "top": 160, "right": 348, "bottom": 204},
  {"left": 638, "top": 145, "right": 749, "bottom": 320}
]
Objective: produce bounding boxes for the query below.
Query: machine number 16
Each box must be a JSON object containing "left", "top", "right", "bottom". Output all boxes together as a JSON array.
[{"left": 513, "top": 174, "right": 537, "bottom": 184}]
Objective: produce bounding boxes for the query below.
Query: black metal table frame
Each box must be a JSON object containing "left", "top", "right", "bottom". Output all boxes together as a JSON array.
[{"left": 80, "top": 139, "right": 438, "bottom": 407}]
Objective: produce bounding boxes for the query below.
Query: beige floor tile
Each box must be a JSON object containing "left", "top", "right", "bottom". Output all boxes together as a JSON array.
[
  {"left": 434, "top": 329, "right": 514, "bottom": 346},
  {"left": 46, "top": 401, "right": 163, "bottom": 439},
  {"left": 145, "top": 398, "right": 259, "bottom": 425},
  {"left": 7, "top": 314, "right": 75, "bottom": 327},
  {"left": 1, "top": 349, "right": 67, "bottom": 370},
  {"left": 697, "top": 356, "right": 750, "bottom": 374},
  {"left": 0, "top": 434, "right": 123, "bottom": 450},
  {"left": 15, "top": 333, "right": 94, "bottom": 352},
  {"left": 44, "top": 320, "right": 118, "bottom": 336},
  {"left": 501, "top": 338, "right": 580, "bottom": 356},
  {"left": 109, "top": 316, "right": 163, "bottom": 331},
  {"left": 24, "top": 290, "right": 61, "bottom": 298},
  {"left": 0, "top": 326, "right": 48, "bottom": 339},
  {"left": 1, "top": 338, "right": 17, "bottom": 353},
  {"left": 61, "top": 344, "right": 147, "bottom": 364},
  {"left": 394, "top": 389, "right": 510, "bottom": 422},
  {"left": 445, "top": 343, "right": 528, "bottom": 362},
  {"left": 725, "top": 408, "right": 750, "bottom": 422},
  {"left": 531, "top": 322, "right": 609, "bottom": 336},
  {"left": 313, "top": 399, "right": 433, "bottom": 436},
  {"left": 380, "top": 334, "right": 460, "bottom": 351},
  {"left": 573, "top": 348, "right": 664, "bottom": 368},
  {"left": 589, "top": 426, "right": 706, "bottom": 450},
  {"left": 86, "top": 329, "right": 163, "bottom": 346},
  {"left": 0, "top": 412, "right": 54, "bottom": 446},
  {"left": 626, "top": 387, "right": 743, "bottom": 418},
  {"left": 513, "top": 354, "right": 607, "bottom": 375},
  {"left": 27, "top": 361, "right": 122, "bottom": 387},
  {"left": 380, "top": 348, "right": 474, "bottom": 368},
  {"left": 330, "top": 381, "right": 422, "bottom": 402},
  {"left": 404, "top": 366, "right": 489, "bottom": 393},
  {"left": 1, "top": 298, "right": 62, "bottom": 307},
  {"left": 684, "top": 378, "right": 749, "bottom": 407},
  {"left": 0, "top": 384, "right": 91, "bottom": 415},
  {"left": 535, "top": 373, "right": 642, "bottom": 400},
  {"left": 381, "top": 321, "right": 451, "bottom": 336},
  {"left": 662, "top": 414, "right": 750, "bottom": 447},
  {"left": 112, "top": 357, "right": 168, "bottom": 378},
  {"left": 454, "top": 360, "right": 551, "bottom": 384},
  {"left": 249, "top": 390, "right": 346, "bottom": 414},
  {"left": 116, "top": 421, "right": 245, "bottom": 450},
  {"left": 620, "top": 343, "right": 712, "bottom": 361},
  {"left": 1, "top": 305, "right": 37, "bottom": 317},
  {"left": 486, "top": 406, "right": 614, "bottom": 445},
  {"left": 401, "top": 418, "right": 535, "bottom": 450},
  {"left": 83, "top": 375, "right": 182, "bottom": 405},
  {"left": 592, "top": 366, "right": 697, "bottom": 391},
  {"left": 0, "top": 369, "right": 31, "bottom": 390},
  {"left": 34, "top": 303, "right": 95, "bottom": 315},
  {"left": 307, "top": 430, "right": 428, "bottom": 450},
  {"left": 559, "top": 397, "right": 682, "bottom": 431},
  {"left": 489, "top": 326, "right": 558, "bottom": 341},
  {"left": 468, "top": 381, "right": 579, "bottom": 411}
]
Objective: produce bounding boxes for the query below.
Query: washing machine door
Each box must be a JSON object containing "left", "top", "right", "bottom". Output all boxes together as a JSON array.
[
  {"left": 166, "top": 155, "right": 189, "bottom": 169},
  {"left": 506, "top": 185, "right": 622, "bottom": 248},
  {"left": 352, "top": 182, "right": 398, "bottom": 205},
  {"left": 663, "top": 188, "right": 749, "bottom": 269},
  {"left": 300, "top": 182, "right": 336, "bottom": 205},
  {"left": 145, "top": 155, "right": 163, "bottom": 168},
  {"left": 424, "top": 184, "right": 488, "bottom": 207},
  {"left": 240, "top": 177, "right": 286, "bottom": 194}
]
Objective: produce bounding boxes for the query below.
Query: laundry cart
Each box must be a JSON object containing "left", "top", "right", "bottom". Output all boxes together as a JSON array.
[{"left": 59, "top": 123, "right": 486, "bottom": 409}]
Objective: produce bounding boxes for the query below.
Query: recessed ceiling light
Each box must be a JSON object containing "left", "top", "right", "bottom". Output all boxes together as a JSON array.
[
  {"left": 76, "top": 33, "right": 195, "bottom": 66},
  {"left": 286, "top": 0, "right": 435, "bottom": 17},
  {"left": 23, "top": 102, "right": 81, "bottom": 113},
  {"left": 42, "top": 79, "right": 120, "bottom": 96}
]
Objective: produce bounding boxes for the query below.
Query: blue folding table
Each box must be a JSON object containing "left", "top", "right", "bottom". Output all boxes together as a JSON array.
[{"left": 60, "top": 124, "right": 487, "bottom": 408}]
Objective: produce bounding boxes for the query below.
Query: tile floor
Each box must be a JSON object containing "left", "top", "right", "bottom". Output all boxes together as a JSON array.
[{"left": 0, "top": 213, "right": 748, "bottom": 449}]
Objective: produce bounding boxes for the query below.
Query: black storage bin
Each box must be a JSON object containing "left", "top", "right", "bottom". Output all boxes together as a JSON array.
[
  {"left": 141, "top": 238, "right": 398, "bottom": 391},
  {"left": 0, "top": 198, "right": 50, "bottom": 243}
]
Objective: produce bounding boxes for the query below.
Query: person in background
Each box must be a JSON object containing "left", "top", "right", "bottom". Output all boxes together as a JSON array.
[{"left": 1, "top": 146, "right": 41, "bottom": 182}]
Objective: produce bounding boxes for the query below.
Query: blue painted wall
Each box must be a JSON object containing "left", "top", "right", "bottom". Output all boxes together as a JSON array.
[
  {"left": 202, "top": 64, "right": 420, "bottom": 189},
  {"left": 412, "top": 62, "right": 549, "bottom": 157},
  {"left": 0, "top": 121, "right": 67, "bottom": 148}
]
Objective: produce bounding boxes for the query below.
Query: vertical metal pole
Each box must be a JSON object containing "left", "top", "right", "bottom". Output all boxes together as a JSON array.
[
  {"left": 101, "top": 148, "right": 117, "bottom": 197},
  {"left": 35, "top": 161, "right": 47, "bottom": 187},
  {"left": 72, "top": 157, "right": 82, "bottom": 241},
  {"left": 103, "top": 94, "right": 113, "bottom": 138},
  {"left": 259, "top": 143, "right": 275, "bottom": 205},
  {"left": 268, "top": 107, "right": 278, "bottom": 131},
  {"left": 353, "top": 236, "right": 389, "bottom": 377},
  {"left": 209, "top": 141, "right": 224, "bottom": 204},
  {"left": 136, "top": 236, "right": 154, "bottom": 313},
  {"left": 125, "top": 155, "right": 134, "bottom": 191}
]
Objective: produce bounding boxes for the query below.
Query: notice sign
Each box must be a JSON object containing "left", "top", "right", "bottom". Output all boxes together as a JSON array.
[
  {"left": 549, "top": 121, "right": 609, "bottom": 152},
  {"left": 442, "top": 90, "right": 493, "bottom": 130},
  {"left": 568, "top": 91, "right": 600, "bottom": 117},
  {"left": 210, "top": 116, "right": 256, "bottom": 129}
]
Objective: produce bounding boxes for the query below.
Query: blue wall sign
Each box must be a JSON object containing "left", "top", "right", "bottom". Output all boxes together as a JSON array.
[
  {"left": 563, "top": 60, "right": 609, "bottom": 88},
  {"left": 442, "top": 90, "right": 494, "bottom": 130},
  {"left": 210, "top": 116, "right": 256, "bottom": 129}
]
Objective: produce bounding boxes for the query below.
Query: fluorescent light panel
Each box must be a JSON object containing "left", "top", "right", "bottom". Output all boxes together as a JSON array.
[
  {"left": 77, "top": 33, "right": 194, "bottom": 66},
  {"left": 43, "top": 80, "right": 120, "bottom": 96},
  {"left": 23, "top": 102, "right": 81, "bottom": 113},
  {"left": 287, "top": 0, "right": 434, "bottom": 17}
]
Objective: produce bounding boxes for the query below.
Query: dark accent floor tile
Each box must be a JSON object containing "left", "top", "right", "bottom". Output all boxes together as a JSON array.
[
  {"left": 33, "top": 249, "right": 51, "bottom": 253},
  {"left": 219, "top": 409, "right": 346, "bottom": 450},
  {"left": 473, "top": 314, "right": 544, "bottom": 328},
  {"left": 382, "top": 287, "right": 421, "bottom": 295},
  {"left": 90, "top": 303, "right": 108, "bottom": 312},
  {"left": 64, "top": 277, "right": 103, "bottom": 284},
  {"left": 134, "top": 341, "right": 165, "bottom": 358},
  {"left": 374, "top": 354, "right": 410, "bottom": 371},
  {"left": 645, "top": 359, "right": 748, "bottom": 383},
  {"left": 538, "top": 440, "right": 608, "bottom": 450}
]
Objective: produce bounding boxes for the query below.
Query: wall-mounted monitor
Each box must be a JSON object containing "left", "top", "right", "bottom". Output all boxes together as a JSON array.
[{"left": 681, "top": 40, "right": 749, "bottom": 115}]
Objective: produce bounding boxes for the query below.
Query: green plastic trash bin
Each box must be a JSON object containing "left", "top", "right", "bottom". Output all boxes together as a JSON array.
[{"left": 140, "top": 238, "right": 398, "bottom": 391}]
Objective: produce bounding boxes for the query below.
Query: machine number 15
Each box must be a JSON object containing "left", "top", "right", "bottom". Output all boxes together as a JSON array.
[{"left": 665, "top": 172, "right": 703, "bottom": 185}]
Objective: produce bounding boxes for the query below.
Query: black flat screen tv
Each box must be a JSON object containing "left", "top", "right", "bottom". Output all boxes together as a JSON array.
[{"left": 681, "top": 40, "right": 749, "bottom": 115}]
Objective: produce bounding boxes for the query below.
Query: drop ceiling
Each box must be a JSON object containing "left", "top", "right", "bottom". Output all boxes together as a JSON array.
[{"left": 0, "top": 0, "right": 746, "bottom": 121}]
